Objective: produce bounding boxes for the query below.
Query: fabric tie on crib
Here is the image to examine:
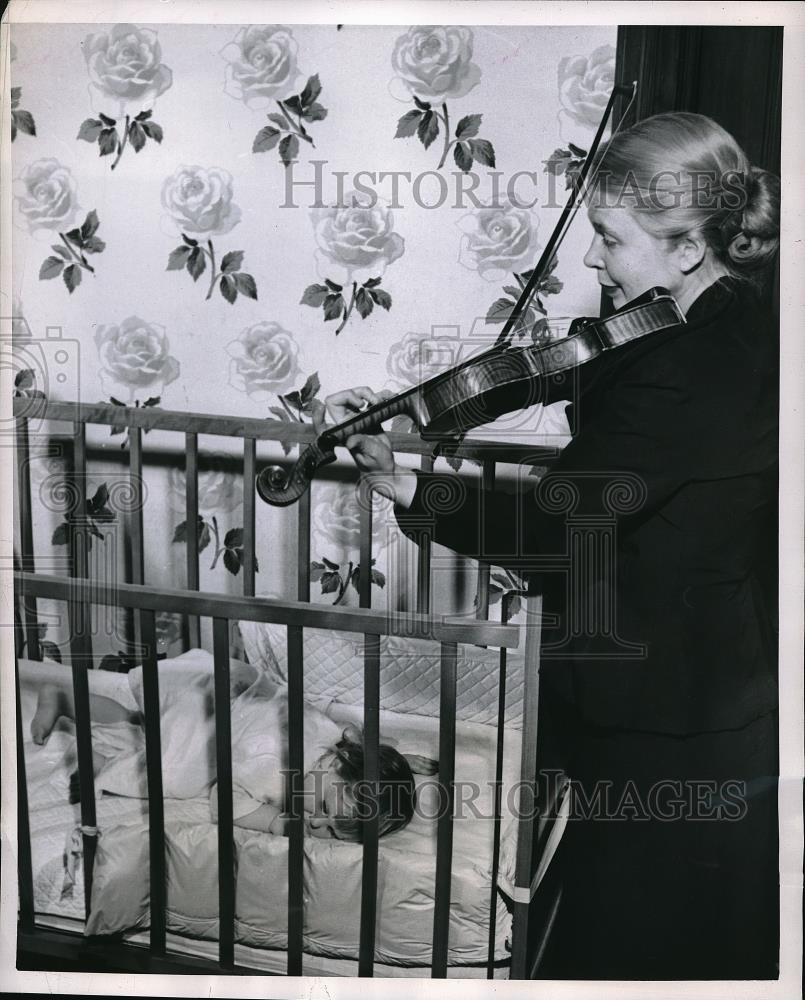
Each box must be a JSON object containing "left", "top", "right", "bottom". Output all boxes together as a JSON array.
[{"left": 61, "top": 824, "right": 99, "bottom": 900}]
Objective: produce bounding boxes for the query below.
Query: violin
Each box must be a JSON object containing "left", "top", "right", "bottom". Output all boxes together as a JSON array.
[{"left": 256, "top": 80, "right": 685, "bottom": 509}]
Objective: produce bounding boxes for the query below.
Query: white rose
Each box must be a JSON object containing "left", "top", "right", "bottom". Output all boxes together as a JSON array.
[
  {"left": 311, "top": 192, "right": 405, "bottom": 286},
  {"left": 558, "top": 44, "right": 616, "bottom": 129},
  {"left": 391, "top": 26, "right": 481, "bottom": 102},
  {"left": 84, "top": 23, "right": 172, "bottom": 108},
  {"left": 312, "top": 484, "right": 390, "bottom": 551},
  {"left": 94, "top": 316, "right": 180, "bottom": 393},
  {"left": 457, "top": 199, "right": 540, "bottom": 282},
  {"left": 13, "top": 158, "right": 80, "bottom": 234},
  {"left": 220, "top": 25, "right": 300, "bottom": 108},
  {"left": 226, "top": 322, "right": 300, "bottom": 400},
  {"left": 386, "top": 332, "right": 456, "bottom": 388},
  {"left": 168, "top": 459, "right": 244, "bottom": 515},
  {"left": 161, "top": 165, "right": 242, "bottom": 236}
]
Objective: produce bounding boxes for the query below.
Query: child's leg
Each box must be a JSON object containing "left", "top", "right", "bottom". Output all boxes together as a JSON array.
[{"left": 30, "top": 678, "right": 140, "bottom": 745}]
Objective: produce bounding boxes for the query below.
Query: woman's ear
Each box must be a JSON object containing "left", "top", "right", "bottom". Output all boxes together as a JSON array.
[{"left": 675, "top": 232, "right": 708, "bottom": 273}]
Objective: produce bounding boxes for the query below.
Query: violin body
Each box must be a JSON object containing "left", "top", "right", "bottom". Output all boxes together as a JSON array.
[{"left": 256, "top": 288, "right": 685, "bottom": 507}]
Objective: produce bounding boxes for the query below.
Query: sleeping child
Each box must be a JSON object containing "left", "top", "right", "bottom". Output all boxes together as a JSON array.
[{"left": 29, "top": 655, "right": 436, "bottom": 841}]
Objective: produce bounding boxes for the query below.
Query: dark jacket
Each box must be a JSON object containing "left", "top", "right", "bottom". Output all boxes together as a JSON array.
[{"left": 396, "top": 277, "right": 779, "bottom": 735}]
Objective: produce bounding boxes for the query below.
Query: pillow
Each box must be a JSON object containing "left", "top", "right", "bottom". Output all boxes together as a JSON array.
[{"left": 238, "top": 617, "right": 526, "bottom": 729}]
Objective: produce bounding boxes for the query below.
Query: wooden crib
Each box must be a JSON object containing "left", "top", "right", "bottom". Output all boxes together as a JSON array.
[{"left": 12, "top": 396, "right": 564, "bottom": 979}]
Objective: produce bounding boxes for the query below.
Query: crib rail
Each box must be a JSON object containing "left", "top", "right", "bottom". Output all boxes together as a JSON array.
[{"left": 13, "top": 396, "right": 559, "bottom": 978}]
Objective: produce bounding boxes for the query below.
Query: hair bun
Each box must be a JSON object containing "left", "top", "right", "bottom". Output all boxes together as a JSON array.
[{"left": 729, "top": 165, "right": 780, "bottom": 268}]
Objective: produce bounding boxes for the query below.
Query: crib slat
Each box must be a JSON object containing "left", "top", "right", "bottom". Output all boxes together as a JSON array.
[
  {"left": 417, "top": 455, "right": 433, "bottom": 613},
  {"left": 140, "top": 608, "right": 166, "bottom": 955},
  {"left": 358, "top": 486, "right": 373, "bottom": 608},
  {"left": 432, "top": 640, "right": 457, "bottom": 978},
  {"left": 286, "top": 624, "right": 305, "bottom": 975},
  {"left": 358, "top": 632, "right": 381, "bottom": 977},
  {"left": 509, "top": 593, "right": 543, "bottom": 979},
  {"left": 129, "top": 427, "right": 145, "bottom": 659},
  {"left": 297, "top": 459, "right": 311, "bottom": 602},
  {"left": 15, "top": 418, "right": 39, "bottom": 661},
  {"left": 15, "top": 651, "right": 35, "bottom": 933},
  {"left": 185, "top": 434, "right": 201, "bottom": 649},
  {"left": 487, "top": 591, "right": 510, "bottom": 977},
  {"left": 475, "top": 460, "right": 496, "bottom": 623},
  {"left": 212, "top": 617, "right": 235, "bottom": 969},
  {"left": 242, "top": 438, "right": 256, "bottom": 597},
  {"left": 69, "top": 641, "right": 97, "bottom": 921},
  {"left": 68, "top": 422, "right": 98, "bottom": 922},
  {"left": 129, "top": 427, "right": 145, "bottom": 585},
  {"left": 70, "top": 422, "right": 92, "bottom": 661}
]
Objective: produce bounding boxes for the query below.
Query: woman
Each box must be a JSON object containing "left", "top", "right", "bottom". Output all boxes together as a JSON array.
[{"left": 315, "top": 113, "right": 780, "bottom": 979}]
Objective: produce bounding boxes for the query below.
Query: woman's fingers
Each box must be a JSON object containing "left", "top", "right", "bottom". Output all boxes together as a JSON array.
[
  {"left": 345, "top": 433, "right": 395, "bottom": 474},
  {"left": 324, "top": 386, "right": 381, "bottom": 424}
]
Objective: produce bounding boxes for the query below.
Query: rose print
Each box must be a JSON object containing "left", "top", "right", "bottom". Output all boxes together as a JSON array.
[
  {"left": 311, "top": 485, "right": 388, "bottom": 605},
  {"left": 391, "top": 26, "right": 481, "bottom": 102},
  {"left": 312, "top": 484, "right": 389, "bottom": 551},
  {"left": 169, "top": 457, "right": 253, "bottom": 577},
  {"left": 226, "top": 322, "right": 301, "bottom": 399},
  {"left": 78, "top": 24, "right": 171, "bottom": 169},
  {"left": 11, "top": 87, "right": 36, "bottom": 142},
  {"left": 95, "top": 315, "right": 179, "bottom": 446},
  {"left": 15, "top": 160, "right": 107, "bottom": 295},
  {"left": 457, "top": 199, "right": 542, "bottom": 282},
  {"left": 162, "top": 166, "right": 257, "bottom": 304},
  {"left": 252, "top": 73, "right": 329, "bottom": 167},
  {"left": 221, "top": 25, "right": 300, "bottom": 109},
  {"left": 266, "top": 372, "right": 321, "bottom": 455},
  {"left": 386, "top": 332, "right": 456, "bottom": 389},
  {"left": 14, "top": 159, "right": 80, "bottom": 233},
  {"left": 95, "top": 316, "right": 180, "bottom": 394},
  {"left": 456, "top": 199, "right": 563, "bottom": 343},
  {"left": 557, "top": 44, "right": 615, "bottom": 129},
  {"left": 301, "top": 193, "right": 403, "bottom": 334},
  {"left": 169, "top": 460, "right": 244, "bottom": 516},
  {"left": 391, "top": 26, "right": 495, "bottom": 172},
  {"left": 161, "top": 165, "right": 241, "bottom": 235},
  {"left": 84, "top": 23, "right": 172, "bottom": 105}
]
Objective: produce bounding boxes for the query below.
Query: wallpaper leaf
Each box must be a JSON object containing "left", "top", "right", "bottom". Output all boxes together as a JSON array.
[
  {"left": 390, "top": 27, "right": 495, "bottom": 171},
  {"left": 11, "top": 86, "right": 37, "bottom": 142},
  {"left": 306, "top": 194, "right": 404, "bottom": 334},
  {"left": 162, "top": 167, "right": 257, "bottom": 303},
  {"left": 80, "top": 24, "right": 172, "bottom": 169}
]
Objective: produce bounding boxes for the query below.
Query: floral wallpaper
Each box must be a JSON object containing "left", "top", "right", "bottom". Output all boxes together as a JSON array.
[{"left": 8, "top": 22, "right": 617, "bottom": 658}]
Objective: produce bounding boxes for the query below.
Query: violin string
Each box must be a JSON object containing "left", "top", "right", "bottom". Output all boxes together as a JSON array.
[{"left": 494, "top": 82, "right": 637, "bottom": 350}]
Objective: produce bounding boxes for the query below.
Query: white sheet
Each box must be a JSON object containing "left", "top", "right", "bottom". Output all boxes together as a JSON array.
[{"left": 18, "top": 654, "right": 520, "bottom": 967}]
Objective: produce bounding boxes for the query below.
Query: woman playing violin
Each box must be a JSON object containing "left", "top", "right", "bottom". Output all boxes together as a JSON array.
[{"left": 315, "top": 112, "right": 780, "bottom": 979}]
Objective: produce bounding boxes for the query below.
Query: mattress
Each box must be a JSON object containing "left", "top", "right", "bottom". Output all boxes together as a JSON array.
[{"left": 18, "top": 654, "right": 526, "bottom": 971}]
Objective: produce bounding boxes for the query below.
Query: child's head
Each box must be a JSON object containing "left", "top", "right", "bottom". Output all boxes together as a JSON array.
[{"left": 306, "top": 733, "right": 416, "bottom": 841}]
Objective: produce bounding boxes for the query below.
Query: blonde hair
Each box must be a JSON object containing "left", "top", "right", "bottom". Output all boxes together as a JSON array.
[{"left": 592, "top": 112, "right": 779, "bottom": 282}]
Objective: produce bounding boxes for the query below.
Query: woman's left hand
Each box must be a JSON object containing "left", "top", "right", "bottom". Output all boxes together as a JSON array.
[{"left": 311, "top": 387, "right": 396, "bottom": 477}]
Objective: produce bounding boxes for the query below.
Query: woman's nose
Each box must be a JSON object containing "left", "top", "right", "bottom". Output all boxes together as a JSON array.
[{"left": 583, "top": 236, "right": 602, "bottom": 269}]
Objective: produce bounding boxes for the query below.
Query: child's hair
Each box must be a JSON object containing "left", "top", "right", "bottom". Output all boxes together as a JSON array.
[
  {"left": 327, "top": 733, "right": 416, "bottom": 841},
  {"left": 590, "top": 112, "right": 780, "bottom": 285}
]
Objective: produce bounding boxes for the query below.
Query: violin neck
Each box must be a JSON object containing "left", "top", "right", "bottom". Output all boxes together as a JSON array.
[{"left": 323, "top": 388, "right": 419, "bottom": 446}]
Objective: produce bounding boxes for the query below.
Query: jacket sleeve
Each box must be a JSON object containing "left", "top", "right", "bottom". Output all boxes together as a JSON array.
[{"left": 395, "top": 364, "right": 698, "bottom": 565}]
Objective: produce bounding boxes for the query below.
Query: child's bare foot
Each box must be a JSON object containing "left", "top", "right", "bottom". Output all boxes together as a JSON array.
[{"left": 30, "top": 684, "right": 68, "bottom": 745}]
